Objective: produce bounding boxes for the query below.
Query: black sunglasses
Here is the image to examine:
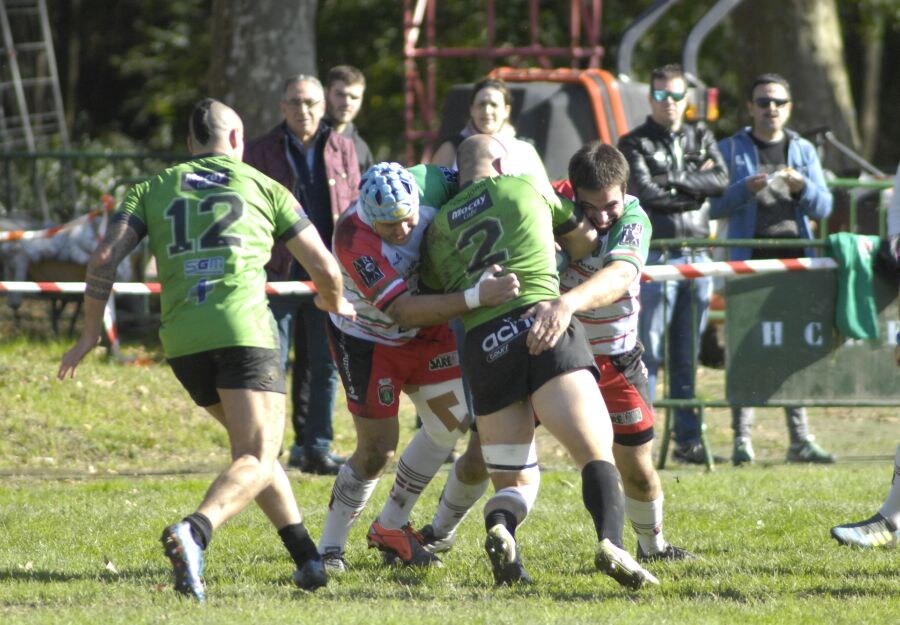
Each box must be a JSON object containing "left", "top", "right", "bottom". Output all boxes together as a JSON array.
[
  {"left": 754, "top": 97, "right": 790, "bottom": 108},
  {"left": 651, "top": 89, "right": 686, "bottom": 103}
]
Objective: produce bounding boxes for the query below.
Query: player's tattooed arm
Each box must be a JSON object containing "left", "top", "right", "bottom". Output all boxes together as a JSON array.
[{"left": 84, "top": 221, "right": 141, "bottom": 301}]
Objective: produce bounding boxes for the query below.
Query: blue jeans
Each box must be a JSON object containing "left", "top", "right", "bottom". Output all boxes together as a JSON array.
[
  {"left": 638, "top": 250, "right": 712, "bottom": 445},
  {"left": 269, "top": 296, "right": 297, "bottom": 372},
  {"left": 290, "top": 298, "right": 338, "bottom": 455}
]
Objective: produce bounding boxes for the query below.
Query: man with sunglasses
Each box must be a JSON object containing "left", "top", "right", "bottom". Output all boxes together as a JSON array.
[
  {"left": 617, "top": 64, "right": 728, "bottom": 465},
  {"left": 710, "top": 73, "right": 834, "bottom": 466}
]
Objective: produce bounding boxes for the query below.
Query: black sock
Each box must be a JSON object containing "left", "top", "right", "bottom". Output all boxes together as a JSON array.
[
  {"left": 278, "top": 522, "right": 320, "bottom": 568},
  {"left": 485, "top": 509, "right": 519, "bottom": 538},
  {"left": 581, "top": 460, "right": 625, "bottom": 548},
  {"left": 182, "top": 512, "right": 213, "bottom": 550}
]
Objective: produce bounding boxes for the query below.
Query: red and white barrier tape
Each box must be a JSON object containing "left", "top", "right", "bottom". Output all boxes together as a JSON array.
[
  {"left": 640, "top": 257, "right": 838, "bottom": 282},
  {"left": 0, "top": 194, "right": 116, "bottom": 242},
  {"left": 0, "top": 258, "right": 840, "bottom": 295},
  {"left": 0, "top": 280, "right": 317, "bottom": 295}
]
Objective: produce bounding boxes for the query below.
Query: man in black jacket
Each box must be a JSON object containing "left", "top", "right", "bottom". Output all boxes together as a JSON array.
[{"left": 617, "top": 64, "right": 728, "bottom": 465}]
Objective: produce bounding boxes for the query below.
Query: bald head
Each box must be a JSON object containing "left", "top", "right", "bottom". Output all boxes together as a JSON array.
[
  {"left": 456, "top": 133, "right": 513, "bottom": 186},
  {"left": 188, "top": 98, "right": 244, "bottom": 158}
]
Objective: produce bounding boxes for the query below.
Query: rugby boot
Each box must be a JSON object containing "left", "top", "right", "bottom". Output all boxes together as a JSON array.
[
  {"left": 595, "top": 538, "right": 660, "bottom": 590},
  {"left": 321, "top": 547, "right": 348, "bottom": 573},
  {"left": 293, "top": 556, "right": 328, "bottom": 591},
  {"left": 160, "top": 522, "right": 206, "bottom": 602},
  {"left": 367, "top": 521, "right": 443, "bottom": 567},
  {"left": 831, "top": 513, "right": 899, "bottom": 549},
  {"left": 637, "top": 542, "right": 698, "bottom": 562},
  {"left": 484, "top": 524, "right": 532, "bottom": 585},
  {"left": 419, "top": 523, "right": 456, "bottom": 554}
]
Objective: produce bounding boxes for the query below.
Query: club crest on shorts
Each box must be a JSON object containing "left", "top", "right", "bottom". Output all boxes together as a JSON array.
[
  {"left": 352, "top": 255, "right": 384, "bottom": 288},
  {"left": 377, "top": 377, "right": 395, "bottom": 406}
]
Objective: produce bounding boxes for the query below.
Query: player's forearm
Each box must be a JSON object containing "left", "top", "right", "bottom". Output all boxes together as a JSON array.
[
  {"left": 303, "top": 255, "right": 344, "bottom": 309},
  {"left": 286, "top": 229, "right": 344, "bottom": 308},
  {"left": 564, "top": 260, "right": 637, "bottom": 312},
  {"left": 386, "top": 292, "right": 468, "bottom": 328}
]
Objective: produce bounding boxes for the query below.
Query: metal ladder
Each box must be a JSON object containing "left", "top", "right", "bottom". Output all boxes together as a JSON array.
[{"left": 0, "top": 0, "right": 71, "bottom": 221}]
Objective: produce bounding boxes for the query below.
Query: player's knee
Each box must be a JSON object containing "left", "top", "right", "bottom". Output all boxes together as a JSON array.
[
  {"left": 620, "top": 467, "right": 657, "bottom": 498},
  {"left": 410, "top": 380, "right": 469, "bottom": 449},
  {"left": 483, "top": 468, "right": 540, "bottom": 525},
  {"left": 352, "top": 439, "right": 395, "bottom": 478},
  {"left": 456, "top": 440, "right": 488, "bottom": 484}
]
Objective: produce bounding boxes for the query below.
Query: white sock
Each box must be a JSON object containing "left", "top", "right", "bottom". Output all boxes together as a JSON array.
[
  {"left": 625, "top": 495, "right": 666, "bottom": 554},
  {"left": 318, "top": 463, "right": 379, "bottom": 554},
  {"left": 377, "top": 428, "right": 453, "bottom": 529},
  {"left": 430, "top": 466, "right": 489, "bottom": 538},
  {"left": 878, "top": 444, "right": 900, "bottom": 527}
]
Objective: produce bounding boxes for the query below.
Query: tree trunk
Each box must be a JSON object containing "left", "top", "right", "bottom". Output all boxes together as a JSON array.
[
  {"left": 858, "top": 11, "right": 884, "bottom": 163},
  {"left": 209, "top": 0, "right": 318, "bottom": 139},
  {"left": 730, "top": 0, "right": 861, "bottom": 173}
]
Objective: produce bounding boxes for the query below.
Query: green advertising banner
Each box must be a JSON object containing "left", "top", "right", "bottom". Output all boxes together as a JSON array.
[{"left": 725, "top": 270, "right": 899, "bottom": 404}]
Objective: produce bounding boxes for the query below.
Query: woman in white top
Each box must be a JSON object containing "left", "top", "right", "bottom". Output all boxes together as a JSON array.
[{"left": 430, "top": 77, "right": 547, "bottom": 179}]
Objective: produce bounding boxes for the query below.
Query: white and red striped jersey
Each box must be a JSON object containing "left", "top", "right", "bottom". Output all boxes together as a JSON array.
[
  {"left": 557, "top": 192, "right": 651, "bottom": 356},
  {"left": 330, "top": 200, "right": 438, "bottom": 345}
]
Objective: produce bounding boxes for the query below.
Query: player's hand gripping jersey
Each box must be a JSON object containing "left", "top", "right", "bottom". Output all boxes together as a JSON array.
[
  {"left": 420, "top": 173, "right": 581, "bottom": 330},
  {"left": 554, "top": 180, "right": 651, "bottom": 356},
  {"left": 330, "top": 164, "right": 457, "bottom": 345},
  {"left": 115, "top": 154, "right": 309, "bottom": 358}
]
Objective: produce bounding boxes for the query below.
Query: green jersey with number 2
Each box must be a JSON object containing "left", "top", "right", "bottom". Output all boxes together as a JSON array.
[{"left": 420, "top": 174, "right": 579, "bottom": 330}]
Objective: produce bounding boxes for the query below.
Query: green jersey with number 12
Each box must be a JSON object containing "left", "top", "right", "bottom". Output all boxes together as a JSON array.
[{"left": 115, "top": 154, "right": 309, "bottom": 357}]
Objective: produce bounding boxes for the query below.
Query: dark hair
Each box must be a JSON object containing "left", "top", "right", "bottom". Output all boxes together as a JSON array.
[
  {"left": 189, "top": 98, "right": 216, "bottom": 145},
  {"left": 469, "top": 77, "right": 512, "bottom": 107},
  {"left": 747, "top": 73, "right": 791, "bottom": 101},
  {"left": 568, "top": 141, "right": 629, "bottom": 192},
  {"left": 649, "top": 63, "right": 685, "bottom": 85},
  {"left": 326, "top": 65, "right": 366, "bottom": 89}
]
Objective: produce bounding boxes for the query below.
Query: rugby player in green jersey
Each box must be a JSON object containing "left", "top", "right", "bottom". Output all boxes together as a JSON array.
[
  {"left": 420, "top": 134, "right": 658, "bottom": 589},
  {"left": 58, "top": 99, "right": 355, "bottom": 601}
]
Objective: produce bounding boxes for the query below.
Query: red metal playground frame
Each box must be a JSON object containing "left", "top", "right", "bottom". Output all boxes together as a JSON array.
[{"left": 402, "top": 0, "right": 605, "bottom": 164}]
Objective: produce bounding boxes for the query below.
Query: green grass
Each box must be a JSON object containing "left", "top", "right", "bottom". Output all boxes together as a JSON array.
[{"left": 1, "top": 302, "right": 898, "bottom": 623}]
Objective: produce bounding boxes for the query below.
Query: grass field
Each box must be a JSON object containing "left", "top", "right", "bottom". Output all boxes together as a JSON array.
[{"left": 1, "top": 301, "right": 898, "bottom": 624}]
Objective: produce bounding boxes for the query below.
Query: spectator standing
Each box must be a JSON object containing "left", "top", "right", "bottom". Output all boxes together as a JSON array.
[
  {"left": 58, "top": 99, "right": 356, "bottom": 600},
  {"left": 617, "top": 64, "right": 728, "bottom": 465},
  {"left": 710, "top": 73, "right": 834, "bottom": 465},
  {"left": 244, "top": 74, "right": 360, "bottom": 475},
  {"left": 430, "top": 76, "right": 546, "bottom": 178},
  {"left": 324, "top": 64, "right": 374, "bottom": 174}
]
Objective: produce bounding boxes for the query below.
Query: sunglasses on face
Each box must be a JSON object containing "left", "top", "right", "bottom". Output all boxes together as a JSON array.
[
  {"left": 754, "top": 97, "right": 790, "bottom": 108},
  {"left": 651, "top": 89, "right": 686, "bottom": 102}
]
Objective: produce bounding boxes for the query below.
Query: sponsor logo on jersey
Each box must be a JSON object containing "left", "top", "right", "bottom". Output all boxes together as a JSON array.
[
  {"left": 352, "top": 256, "right": 385, "bottom": 288},
  {"left": 428, "top": 351, "right": 459, "bottom": 371},
  {"left": 377, "top": 378, "right": 395, "bottom": 406},
  {"left": 184, "top": 256, "right": 226, "bottom": 277},
  {"left": 619, "top": 223, "right": 643, "bottom": 248},
  {"left": 448, "top": 190, "right": 493, "bottom": 229},
  {"left": 609, "top": 408, "right": 643, "bottom": 426},
  {"left": 438, "top": 166, "right": 459, "bottom": 186},
  {"left": 189, "top": 278, "right": 215, "bottom": 304},
  {"left": 181, "top": 170, "right": 230, "bottom": 190},
  {"left": 481, "top": 317, "right": 533, "bottom": 362}
]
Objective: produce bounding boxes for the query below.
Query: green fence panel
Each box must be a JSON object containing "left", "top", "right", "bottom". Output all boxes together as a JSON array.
[{"left": 725, "top": 270, "right": 899, "bottom": 404}]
